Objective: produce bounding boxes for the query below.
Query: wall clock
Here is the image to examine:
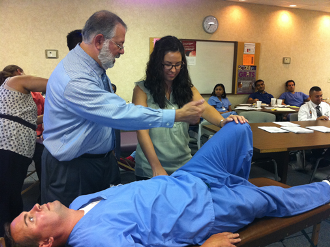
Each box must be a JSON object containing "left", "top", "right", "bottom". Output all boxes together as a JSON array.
[{"left": 203, "top": 15, "right": 218, "bottom": 34}]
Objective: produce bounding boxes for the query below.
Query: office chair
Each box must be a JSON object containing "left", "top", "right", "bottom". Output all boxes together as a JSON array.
[
  {"left": 310, "top": 156, "right": 330, "bottom": 183},
  {"left": 290, "top": 112, "right": 298, "bottom": 121},
  {"left": 239, "top": 111, "right": 275, "bottom": 123},
  {"left": 114, "top": 129, "right": 138, "bottom": 171},
  {"left": 288, "top": 112, "right": 308, "bottom": 170}
]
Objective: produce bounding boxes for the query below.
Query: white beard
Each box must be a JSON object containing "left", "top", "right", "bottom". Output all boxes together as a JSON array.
[{"left": 98, "top": 40, "right": 117, "bottom": 70}]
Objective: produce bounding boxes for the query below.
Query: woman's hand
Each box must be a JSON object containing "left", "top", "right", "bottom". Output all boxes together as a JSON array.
[
  {"left": 221, "top": 115, "right": 248, "bottom": 127},
  {"left": 152, "top": 166, "right": 168, "bottom": 177}
]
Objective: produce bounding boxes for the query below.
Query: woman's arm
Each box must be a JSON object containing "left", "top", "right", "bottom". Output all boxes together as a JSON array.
[
  {"left": 191, "top": 87, "right": 224, "bottom": 127},
  {"left": 228, "top": 105, "right": 232, "bottom": 112},
  {"left": 36, "top": 115, "right": 44, "bottom": 125},
  {"left": 132, "top": 86, "right": 168, "bottom": 177},
  {"left": 6, "top": 75, "right": 47, "bottom": 94},
  {"left": 192, "top": 87, "right": 247, "bottom": 126}
]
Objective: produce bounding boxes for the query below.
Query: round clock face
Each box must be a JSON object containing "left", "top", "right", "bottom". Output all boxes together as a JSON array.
[{"left": 203, "top": 15, "right": 218, "bottom": 34}]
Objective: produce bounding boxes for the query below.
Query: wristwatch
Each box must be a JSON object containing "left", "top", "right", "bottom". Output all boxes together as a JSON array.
[{"left": 219, "top": 119, "right": 224, "bottom": 128}]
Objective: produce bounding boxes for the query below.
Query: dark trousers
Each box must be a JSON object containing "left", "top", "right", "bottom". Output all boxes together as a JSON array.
[
  {"left": 41, "top": 148, "right": 121, "bottom": 207},
  {"left": 32, "top": 142, "right": 44, "bottom": 182},
  {"left": 0, "top": 150, "right": 31, "bottom": 235}
]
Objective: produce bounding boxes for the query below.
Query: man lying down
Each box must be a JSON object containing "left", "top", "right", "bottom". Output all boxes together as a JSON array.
[{"left": 4, "top": 122, "right": 330, "bottom": 247}]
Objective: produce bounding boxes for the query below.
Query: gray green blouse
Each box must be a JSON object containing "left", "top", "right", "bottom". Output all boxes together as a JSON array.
[{"left": 135, "top": 81, "right": 192, "bottom": 178}]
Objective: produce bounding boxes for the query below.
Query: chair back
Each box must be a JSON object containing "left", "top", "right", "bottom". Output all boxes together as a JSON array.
[
  {"left": 239, "top": 111, "right": 275, "bottom": 123},
  {"left": 290, "top": 112, "right": 298, "bottom": 121}
]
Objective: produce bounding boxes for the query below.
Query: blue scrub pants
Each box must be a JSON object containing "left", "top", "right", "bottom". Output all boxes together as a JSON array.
[{"left": 177, "top": 122, "right": 330, "bottom": 233}]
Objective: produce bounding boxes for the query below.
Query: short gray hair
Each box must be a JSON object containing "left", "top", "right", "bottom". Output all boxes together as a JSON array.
[{"left": 82, "top": 10, "right": 127, "bottom": 44}]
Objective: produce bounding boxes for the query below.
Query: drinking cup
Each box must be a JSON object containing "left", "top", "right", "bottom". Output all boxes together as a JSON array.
[
  {"left": 256, "top": 101, "right": 262, "bottom": 108},
  {"left": 271, "top": 98, "right": 276, "bottom": 106}
]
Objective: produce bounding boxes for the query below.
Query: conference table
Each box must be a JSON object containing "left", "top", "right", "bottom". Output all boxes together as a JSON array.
[
  {"left": 235, "top": 105, "right": 299, "bottom": 121},
  {"left": 203, "top": 120, "right": 330, "bottom": 184}
]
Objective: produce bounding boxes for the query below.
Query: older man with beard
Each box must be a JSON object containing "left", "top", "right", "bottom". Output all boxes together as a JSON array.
[{"left": 41, "top": 10, "right": 207, "bottom": 207}]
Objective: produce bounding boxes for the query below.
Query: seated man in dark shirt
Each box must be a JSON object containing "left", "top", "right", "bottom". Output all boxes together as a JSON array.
[{"left": 247, "top": 79, "right": 274, "bottom": 104}]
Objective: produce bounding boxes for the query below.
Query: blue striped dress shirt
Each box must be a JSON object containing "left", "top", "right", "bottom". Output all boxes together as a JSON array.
[{"left": 43, "top": 45, "right": 175, "bottom": 161}]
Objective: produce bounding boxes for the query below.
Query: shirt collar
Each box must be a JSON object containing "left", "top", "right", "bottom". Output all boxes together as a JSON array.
[
  {"left": 310, "top": 101, "right": 320, "bottom": 108},
  {"left": 73, "top": 44, "right": 106, "bottom": 78}
]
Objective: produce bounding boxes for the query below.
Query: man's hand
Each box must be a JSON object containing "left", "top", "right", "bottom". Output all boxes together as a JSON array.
[
  {"left": 317, "top": 116, "right": 329, "bottom": 120},
  {"left": 200, "top": 232, "right": 241, "bottom": 247},
  {"left": 221, "top": 115, "right": 248, "bottom": 127},
  {"left": 175, "top": 100, "right": 205, "bottom": 124}
]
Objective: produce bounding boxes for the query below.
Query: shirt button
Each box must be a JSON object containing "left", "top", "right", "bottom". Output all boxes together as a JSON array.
[
  {"left": 149, "top": 124, "right": 152, "bottom": 126},
  {"left": 166, "top": 123, "right": 169, "bottom": 126}
]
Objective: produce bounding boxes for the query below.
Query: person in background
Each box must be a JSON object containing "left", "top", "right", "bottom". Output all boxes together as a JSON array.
[
  {"left": 41, "top": 11, "right": 205, "bottom": 208},
  {"left": 279, "top": 80, "right": 310, "bottom": 107},
  {"left": 247, "top": 79, "right": 274, "bottom": 104},
  {"left": 67, "top": 29, "right": 82, "bottom": 51},
  {"left": 208, "top": 83, "right": 237, "bottom": 118},
  {"left": 298, "top": 86, "right": 330, "bottom": 166},
  {"left": 2, "top": 66, "right": 45, "bottom": 188},
  {"left": 0, "top": 68, "right": 47, "bottom": 236},
  {"left": 298, "top": 86, "right": 330, "bottom": 121},
  {"left": 112, "top": 83, "right": 117, "bottom": 93},
  {"left": 132, "top": 36, "right": 246, "bottom": 180},
  {"left": 6, "top": 123, "right": 330, "bottom": 247}
]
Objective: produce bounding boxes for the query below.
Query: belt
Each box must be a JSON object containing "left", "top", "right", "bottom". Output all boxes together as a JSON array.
[
  {"left": 0, "top": 113, "right": 37, "bottom": 131},
  {"left": 80, "top": 150, "right": 113, "bottom": 159}
]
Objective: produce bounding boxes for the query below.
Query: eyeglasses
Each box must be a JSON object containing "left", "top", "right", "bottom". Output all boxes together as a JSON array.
[
  {"left": 162, "top": 62, "right": 184, "bottom": 70},
  {"left": 110, "top": 40, "right": 124, "bottom": 50}
]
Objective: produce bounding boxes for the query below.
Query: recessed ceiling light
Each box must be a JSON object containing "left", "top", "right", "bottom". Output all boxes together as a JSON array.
[
  {"left": 239, "top": 0, "right": 246, "bottom": 2},
  {"left": 290, "top": 5, "right": 297, "bottom": 7}
]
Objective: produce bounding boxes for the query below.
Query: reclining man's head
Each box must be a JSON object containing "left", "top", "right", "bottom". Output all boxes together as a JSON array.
[{"left": 6, "top": 201, "right": 83, "bottom": 247}]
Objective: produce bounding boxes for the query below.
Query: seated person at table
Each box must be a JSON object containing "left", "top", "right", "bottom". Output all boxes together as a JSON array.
[
  {"left": 279, "top": 80, "right": 310, "bottom": 107},
  {"left": 208, "top": 83, "right": 237, "bottom": 118},
  {"left": 247, "top": 79, "right": 274, "bottom": 105},
  {"left": 298, "top": 86, "right": 330, "bottom": 121},
  {"left": 6, "top": 122, "right": 330, "bottom": 247}
]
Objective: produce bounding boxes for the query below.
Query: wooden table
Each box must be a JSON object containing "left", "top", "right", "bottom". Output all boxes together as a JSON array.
[{"left": 204, "top": 121, "right": 330, "bottom": 183}]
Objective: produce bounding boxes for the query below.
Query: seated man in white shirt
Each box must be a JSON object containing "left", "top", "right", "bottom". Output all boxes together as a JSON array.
[
  {"left": 298, "top": 86, "right": 330, "bottom": 165},
  {"left": 298, "top": 86, "right": 330, "bottom": 121}
]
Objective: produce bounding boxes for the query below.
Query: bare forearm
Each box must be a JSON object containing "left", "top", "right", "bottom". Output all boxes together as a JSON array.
[
  {"left": 247, "top": 98, "right": 257, "bottom": 104},
  {"left": 202, "top": 105, "right": 224, "bottom": 127},
  {"left": 136, "top": 130, "right": 165, "bottom": 174},
  {"left": 36, "top": 115, "right": 43, "bottom": 125}
]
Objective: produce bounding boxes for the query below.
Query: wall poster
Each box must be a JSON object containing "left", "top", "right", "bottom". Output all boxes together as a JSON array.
[
  {"left": 181, "top": 40, "right": 196, "bottom": 65},
  {"left": 237, "top": 65, "right": 257, "bottom": 94}
]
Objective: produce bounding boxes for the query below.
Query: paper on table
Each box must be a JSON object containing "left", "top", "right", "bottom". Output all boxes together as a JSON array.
[
  {"left": 280, "top": 127, "right": 314, "bottom": 133},
  {"left": 306, "top": 126, "right": 330, "bottom": 133},
  {"left": 273, "top": 108, "right": 296, "bottom": 112},
  {"left": 235, "top": 106, "right": 257, "bottom": 110},
  {"left": 274, "top": 122, "right": 300, "bottom": 127},
  {"left": 258, "top": 126, "right": 289, "bottom": 133}
]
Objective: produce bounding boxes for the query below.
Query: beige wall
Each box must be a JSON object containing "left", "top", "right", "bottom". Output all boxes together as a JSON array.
[{"left": 1, "top": 0, "right": 330, "bottom": 103}]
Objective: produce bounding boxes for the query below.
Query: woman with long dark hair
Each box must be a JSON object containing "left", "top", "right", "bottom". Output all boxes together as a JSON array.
[{"left": 132, "top": 36, "right": 246, "bottom": 180}]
